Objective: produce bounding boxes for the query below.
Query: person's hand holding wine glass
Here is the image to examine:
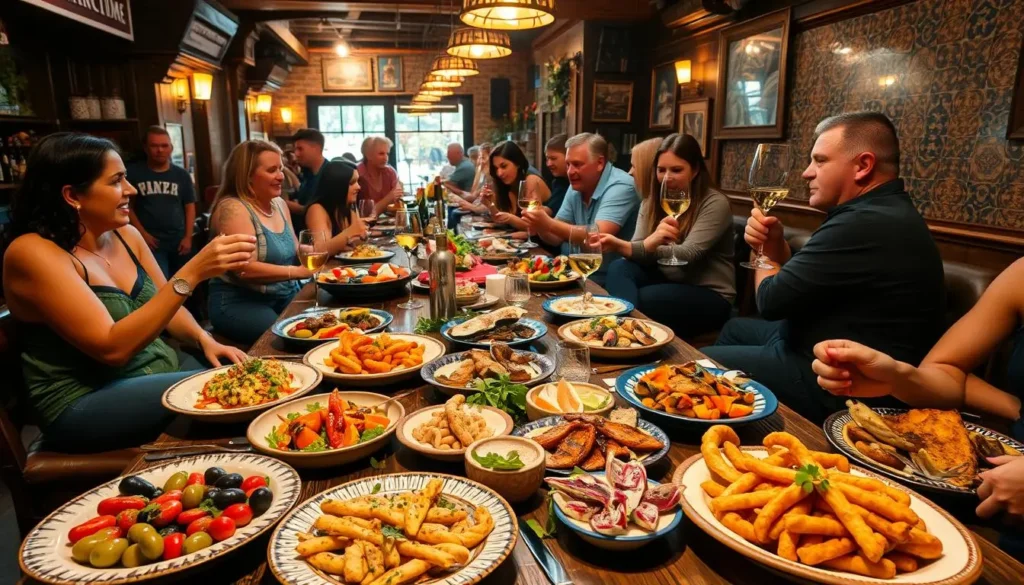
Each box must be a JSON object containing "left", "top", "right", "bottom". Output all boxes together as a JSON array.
[
  {"left": 657, "top": 176, "right": 692, "bottom": 267},
  {"left": 568, "top": 223, "right": 602, "bottom": 309},
  {"left": 298, "top": 229, "right": 328, "bottom": 311},
  {"left": 741, "top": 143, "right": 792, "bottom": 270}
]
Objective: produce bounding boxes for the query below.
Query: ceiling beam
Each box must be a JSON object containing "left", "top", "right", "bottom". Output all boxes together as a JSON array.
[{"left": 227, "top": 0, "right": 651, "bottom": 21}]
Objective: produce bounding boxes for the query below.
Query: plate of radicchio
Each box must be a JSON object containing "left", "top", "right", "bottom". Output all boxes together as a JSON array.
[{"left": 546, "top": 458, "right": 682, "bottom": 550}]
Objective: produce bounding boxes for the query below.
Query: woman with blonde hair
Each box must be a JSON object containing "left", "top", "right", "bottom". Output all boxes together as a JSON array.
[
  {"left": 208, "top": 140, "right": 311, "bottom": 344},
  {"left": 598, "top": 133, "right": 735, "bottom": 338}
]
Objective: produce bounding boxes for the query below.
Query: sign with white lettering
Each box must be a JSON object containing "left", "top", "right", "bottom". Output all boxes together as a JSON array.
[
  {"left": 182, "top": 17, "right": 230, "bottom": 61},
  {"left": 20, "top": 0, "right": 133, "bottom": 40}
]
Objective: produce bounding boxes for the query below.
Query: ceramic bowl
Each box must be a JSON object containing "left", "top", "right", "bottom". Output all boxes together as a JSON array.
[
  {"left": 525, "top": 382, "right": 615, "bottom": 421},
  {"left": 396, "top": 404, "right": 514, "bottom": 462},
  {"left": 303, "top": 333, "right": 445, "bottom": 387},
  {"left": 464, "top": 435, "right": 546, "bottom": 503}
]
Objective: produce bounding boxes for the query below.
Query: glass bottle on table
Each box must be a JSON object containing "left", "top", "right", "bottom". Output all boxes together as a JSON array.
[
  {"left": 516, "top": 180, "right": 540, "bottom": 249},
  {"left": 298, "top": 229, "right": 329, "bottom": 312},
  {"left": 568, "top": 223, "right": 602, "bottom": 310},
  {"left": 657, "top": 179, "right": 692, "bottom": 267},
  {"left": 394, "top": 209, "right": 423, "bottom": 310},
  {"left": 741, "top": 143, "right": 792, "bottom": 270}
]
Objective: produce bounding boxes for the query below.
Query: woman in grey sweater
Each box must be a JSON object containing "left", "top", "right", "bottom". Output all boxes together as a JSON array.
[{"left": 598, "top": 133, "right": 735, "bottom": 338}]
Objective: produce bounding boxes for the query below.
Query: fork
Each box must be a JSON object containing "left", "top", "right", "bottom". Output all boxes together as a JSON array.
[
  {"left": 887, "top": 450, "right": 970, "bottom": 482},
  {"left": 140, "top": 437, "right": 250, "bottom": 453}
]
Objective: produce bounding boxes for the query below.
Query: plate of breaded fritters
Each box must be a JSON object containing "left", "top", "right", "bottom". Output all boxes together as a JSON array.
[{"left": 823, "top": 400, "right": 1024, "bottom": 495}]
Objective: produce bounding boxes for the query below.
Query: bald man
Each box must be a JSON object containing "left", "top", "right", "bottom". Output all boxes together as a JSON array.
[
  {"left": 444, "top": 143, "right": 476, "bottom": 196},
  {"left": 703, "top": 112, "right": 944, "bottom": 423}
]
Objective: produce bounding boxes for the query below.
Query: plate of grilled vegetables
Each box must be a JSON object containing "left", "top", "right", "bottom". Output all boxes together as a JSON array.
[
  {"left": 421, "top": 343, "right": 555, "bottom": 395},
  {"left": 823, "top": 400, "right": 1024, "bottom": 494},
  {"left": 512, "top": 409, "right": 669, "bottom": 475},
  {"left": 558, "top": 317, "right": 674, "bottom": 358}
]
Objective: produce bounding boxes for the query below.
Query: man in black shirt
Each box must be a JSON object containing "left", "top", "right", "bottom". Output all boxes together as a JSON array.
[{"left": 703, "top": 112, "right": 945, "bottom": 423}]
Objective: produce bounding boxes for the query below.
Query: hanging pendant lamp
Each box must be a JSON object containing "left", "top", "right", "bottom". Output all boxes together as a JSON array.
[
  {"left": 446, "top": 27, "right": 512, "bottom": 59},
  {"left": 460, "top": 0, "right": 556, "bottom": 31},
  {"left": 422, "top": 73, "right": 465, "bottom": 89},
  {"left": 429, "top": 55, "right": 479, "bottom": 78},
  {"left": 412, "top": 92, "right": 442, "bottom": 103},
  {"left": 419, "top": 86, "right": 455, "bottom": 97}
]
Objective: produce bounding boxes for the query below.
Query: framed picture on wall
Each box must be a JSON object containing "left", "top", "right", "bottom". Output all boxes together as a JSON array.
[
  {"left": 592, "top": 81, "right": 633, "bottom": 123},
  {"left": 649, "top": 62, "right": 678, "bottom": 129},
  {"left": 714, "top": 8, "right": 791, "bottom": 139},
  {"left": 678, "top": 98, "right": 711, "bottom": 158},
  {"left": 165, "top": 122, "right": 185, "bottom": 168},
  {"left": 377, "top": 56, "right": 403, "bottom": 91},
  {"left": 322, "top": 57, "right": 374, "bottom": 91}
]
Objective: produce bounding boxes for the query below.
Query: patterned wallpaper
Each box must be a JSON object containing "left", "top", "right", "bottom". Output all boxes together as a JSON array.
[{"left": 719, "top": 0, "right": 1024, "bottom": 230}]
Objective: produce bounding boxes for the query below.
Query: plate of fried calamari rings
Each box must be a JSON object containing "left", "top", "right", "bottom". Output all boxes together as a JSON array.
[
  {"left": 673, "top": 426, "right": 981, "bottom": 585},
  {"left": 268, "top": 474, "right": 517, "bottom": 585}
]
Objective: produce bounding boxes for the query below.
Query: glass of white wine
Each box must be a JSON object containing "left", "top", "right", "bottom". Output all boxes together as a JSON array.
[
  {"left": 568, "top": 223, "right": 602, "bottom": 310},
  {"left": 657, "top": 179, "right": 692, "bottom": 267},
  {"left": 394, "top": 210, "right": 423, "bottom": 310},
  {"left": 298, "top": 229, "right": 329, "bottom": 311},
  {"left": 504, "top": 272, "right": 531, "bottom": 308},
  {"left": 740, "top": 143, "right": 792, "bottom": 270},
  {"left": 516, "top": 180, "right": 540, "bottom": 249}
]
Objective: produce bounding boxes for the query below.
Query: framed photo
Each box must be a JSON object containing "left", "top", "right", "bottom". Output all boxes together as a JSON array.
[
  {"left": 596, "top": 27, "right": 632, "bottom": 73},
  {"left": 164, "top": 122, "right": 185, "bottom": 168},
  {"left": 649, "top": 62, "right": 678, "bottom": 129},
  {"left": 592, "top": 81, "right": 633, "bottom": 123},
  {"left": 678, "top": 98, "right": 711, "bottom": 158},
  {"left": 322, "top": 57, "right": 374, "bottom": 92},
  {"left": 377, "top": 56, "right": 403, "bottom": 92},
  {"left": 714, "top": 8, "right": 791, "bottom": 139}
]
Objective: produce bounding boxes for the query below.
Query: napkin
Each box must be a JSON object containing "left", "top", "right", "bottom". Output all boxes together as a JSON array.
[{"left": 416, "top": 262, "right": 498, "bottom": 285}]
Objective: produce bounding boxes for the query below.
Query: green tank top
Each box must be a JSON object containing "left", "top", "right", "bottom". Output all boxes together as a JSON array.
[{"left": 19, "top": 231, "right": 179, "bottom": 426}]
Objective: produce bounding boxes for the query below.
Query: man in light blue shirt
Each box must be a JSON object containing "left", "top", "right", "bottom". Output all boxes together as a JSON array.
[{"left": 522, "top": 133, "right": 639, "bottom": 286}]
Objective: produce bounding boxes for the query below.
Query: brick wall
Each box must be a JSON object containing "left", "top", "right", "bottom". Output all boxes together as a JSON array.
[{"left": 271, "top": 51, "right": 531, "bottom": 146}]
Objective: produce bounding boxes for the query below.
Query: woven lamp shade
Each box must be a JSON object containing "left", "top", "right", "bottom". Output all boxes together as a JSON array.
[
  {"left": 446, "top": 27, "right": 512, "bottom": 59},
  {"left": 422, "top": 74, "right": 465, "bottom": 89},
  {"left": 412, "top": 93, "right": 442, "bottom": 103},
  {"left": 460, "top": 0, "right": 556, "bottom": 30},
  {"left": 429, "top": 55, "right": 479, "bottom": 78},
  {"left": 418, "top": 86, "right": 455, "bottom": 97}
]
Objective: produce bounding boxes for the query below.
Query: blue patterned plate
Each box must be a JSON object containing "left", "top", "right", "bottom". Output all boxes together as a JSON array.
[
  {"left": 542, "top": 295, "right": 634, "bottom": 319},
  {"left": 421, "top": 350, "right": 556, "bottom": 395},
  {"left": 512, "top": 415, "right": 670, "bottom": 475},
  {"left": 615, "top": 365, "right": 778, "bottom": 429},
  {"left": 271, "top": 308, "right": 393, "bottom": 349},
  {"left": 440, "top": 317, "right": 547, "bottom": 348},
  {"left": 268, "top": 473, "right": 518, "bottom": 585},
  {"left": 19, "top": 453, "right": 300, "bottom": 585}
]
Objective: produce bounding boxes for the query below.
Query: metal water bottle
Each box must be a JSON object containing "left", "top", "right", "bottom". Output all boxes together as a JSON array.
[{"left": 428, "top": 230, "right": 458, "bottom": 320}]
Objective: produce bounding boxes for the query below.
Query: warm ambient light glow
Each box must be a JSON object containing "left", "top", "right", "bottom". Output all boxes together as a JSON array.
[
  {"left": 191, "top": 73, "right": 213, "bottom": 101},
  {"left": 446, "top": 28, "right": 512, "bottom": 59},
  {"left": 335, "top": 41, "right": 350, "bottom": 57},
  {"left": 280, "top": 107, "right": 293, "bottom": 124},
  {"left": 412, "top": 93, "right": 442, "bottom": 103},
  {"left": 256, "top": 94, "right": 272, "bottom": 113},
  {"left": 460, "top": 0, "right": 556, "bottom": 30},
  {"left": 172, "top": 78, "right": 189, "bottom": 100},
  {"left": 429, "top": 55, "right": 479, "bottom": 78},
  {"left": 422, "top": 74, "right": 464, "bottom": 89},
  {"left": 674, "top": 60, "right": 691, "bottom": 85},
  {"left": 419, "top": 87, "right": 455, "bottom": 97},
  {"left": 878, "top": 75, "right": 898, "bottom": 87}
]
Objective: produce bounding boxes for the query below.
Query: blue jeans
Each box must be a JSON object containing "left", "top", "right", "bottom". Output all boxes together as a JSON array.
[
  {"left": 43, "top": 353, "right": 204, "bottom": 452},
  {"left": 605, "top": 258, "right": 732, "bottom": 338},
  {"left": 152, "top": 237, "right": 191, "bottom": 279},
  {"left": 208, "top": 282, "right": 297, "bottom": 345}
]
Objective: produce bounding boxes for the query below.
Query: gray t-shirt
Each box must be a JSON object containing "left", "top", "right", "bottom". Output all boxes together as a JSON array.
[
  {"left": 127, "top": 163, "right": 196, "bottom": 243},
  {"left": 448, "top": 158, "right": 476, "bottom": 192}
]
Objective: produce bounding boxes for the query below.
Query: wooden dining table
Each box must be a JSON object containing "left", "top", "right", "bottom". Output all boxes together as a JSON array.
[{"left": 20, "top": 266, "right": 1024, "bottom": 585}]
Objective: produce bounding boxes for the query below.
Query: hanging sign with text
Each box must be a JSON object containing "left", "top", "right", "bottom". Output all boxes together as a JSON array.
[{"left": 20, "top": 0, "right": 133, "bottom": 40}]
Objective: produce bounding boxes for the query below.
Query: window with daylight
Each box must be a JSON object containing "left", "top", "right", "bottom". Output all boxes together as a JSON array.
[{"left": 316, "top": 104, "right": 386, "bottom": 161}]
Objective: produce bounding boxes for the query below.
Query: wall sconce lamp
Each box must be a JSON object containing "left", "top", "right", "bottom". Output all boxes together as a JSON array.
[
  {"left": 192, "top": 73, "right": 213, "bottom": 102},
  {"left": 172, "top": 78, "right": 189, "bottom": 114},
  {"left": 280, "top": 106, "right": 293, "bottom": 133},
  {"left": 256, "top": 94, "right": 272, "bottom": 114},
  {"left": 675, "top": 59, "right": 703, "bottom": 97}
]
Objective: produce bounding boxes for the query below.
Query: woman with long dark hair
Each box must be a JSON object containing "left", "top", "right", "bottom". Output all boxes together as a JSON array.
[
  {"left": 2, "top": 133, "right": 253, "bottom": 452},
  {"left": 479, "top": 141, "right": 550, "bottom": 234},
  {"left": 598, "top": 133, "right": 735, "bottom": 337},
  {"left": 305, "top": 161, "right": 368, "bottom": 256}
]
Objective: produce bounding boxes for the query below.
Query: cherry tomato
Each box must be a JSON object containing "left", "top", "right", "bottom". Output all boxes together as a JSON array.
[
  {"left": 207, "top": 516, "right": 236, "bottom": 542},
  {"left": 176, "top": 509, "right": 209, "bottom": 526},
  {"left": 152, "top": 490, "right": 183, "bottom": 504},
  {"left": 68, "top": 515, "right": 116, "bottom": 544},
  {"left": 96, "top": 496, "right": 147, "bottom": 516},
  {"left": 222, "top": 503, "right": 253, "bottom": 527},
  {"left": 142, "top": 500, "right": 183, "bottom": 528},
  {"left": 240, "top": 476, "right": 267, "bottom": 493},
  {"left": 116, "top": 509, "right": 139, "bottom": 532},
  {"left": 185, "top": 473, "right": 205, "bottom": 486},
  {"left": 186, "top": 516, "right": 213, "bottom": 536},
  {"left": 162, "top": 533, "right": 185, "bottom": 561}
]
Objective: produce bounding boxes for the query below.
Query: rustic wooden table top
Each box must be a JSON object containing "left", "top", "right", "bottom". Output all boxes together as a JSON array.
[{"left": 21, "top": 268, "right": 1024, "bottom": 584}]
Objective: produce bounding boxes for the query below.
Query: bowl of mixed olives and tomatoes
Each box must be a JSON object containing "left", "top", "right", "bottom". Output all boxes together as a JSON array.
[{"left": 19, "top": 453, "right": 300, "bottom": 585}]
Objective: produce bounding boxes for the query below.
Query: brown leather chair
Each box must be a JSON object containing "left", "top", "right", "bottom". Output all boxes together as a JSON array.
[{"left": 0, "top": 307, "right": 139, "bottom": 536}]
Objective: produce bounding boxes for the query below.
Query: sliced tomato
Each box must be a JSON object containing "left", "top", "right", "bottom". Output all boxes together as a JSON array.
[{"left": 326, "top": 390, "right": 345, "bottom": 449}]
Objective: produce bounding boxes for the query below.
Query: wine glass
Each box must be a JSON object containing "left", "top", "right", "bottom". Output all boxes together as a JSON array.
[
  {"left": 657, "top": 179, "right": 692, "bottom": 267},
  {"left": 569, "top": 223, "right": 601, "bottom": 310},
  {"left": 358, "top": 199, "right": 376, "bottom": 227},
  {"left": 298, "top": 229, "right": 329, "bottom": 312},
  {"left": 556, "top": 340, "right": 591, "bottom": 383},
  {"left": 516, "top": 180, "right": 539, "bottom": 249},
  {"left": 394, "top": 210, "right": 423, "bottom": 310},
  {"left": 741, "top": 143, "right": 792, "bottom": 270},
  {"left": 504, "top": 273, "right": 531, "bottom": 308}
]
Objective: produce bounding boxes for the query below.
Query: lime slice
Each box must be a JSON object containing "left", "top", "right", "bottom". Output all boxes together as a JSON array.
[{"left": 580, "top": 393, "right": 608, "bottom": 411}]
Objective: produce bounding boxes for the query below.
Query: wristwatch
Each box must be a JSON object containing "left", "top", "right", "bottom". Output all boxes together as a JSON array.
[{"left": 171, "top": 277, "right": 193, "bottom": 297}]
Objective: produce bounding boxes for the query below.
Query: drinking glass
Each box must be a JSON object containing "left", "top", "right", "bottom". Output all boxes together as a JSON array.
[
  {"left": 394, "top": 210, "right": 423, "bottom": 310},
  {"left": 657, "top": 179, "right": 692, "bottom": 267},
  {"left": 741, "top": 143, "right": 792, "bottom": 270},
  {"left": 298, "top": 229, "right": 329, "bottom": 311},
  {"left": 556, "top": 340, "right": 591, "bottom": 383},
  {"left": 516, "top": 180, "right": 539, "bottom": 249},
  {"left": 358, "top": 199, "right": 376, "bottom": 226},
  {"left": 569, "top": 223, "right": 601, "bottom": 309},
  {"left": 459, "top": 213, "right": 473, "bottom": 234},
  {"left": 504, "top": 272, "right": 531, "bottom": 308}
]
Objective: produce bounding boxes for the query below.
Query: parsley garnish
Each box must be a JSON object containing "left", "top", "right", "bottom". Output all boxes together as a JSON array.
[
  {"left": 306, "top": 402, "right": 323, "bottom": 413},
  {"left": 370, "top": 456, "right": 386, "bottom": 470},
  {"left": 472, "top": 450, "right": 526, "bottom": 470},
  {"left": 467, "top": 374, "right": 528, "bottom": 422},
  {"left": 359, "top": 425, "right": 386, "bottom": 443},
  {"left": 794, "top": 464, "right": 830, "bottom": 494},
  {"left": 525, "top": 493, "right": 558, "bottom": 538},
  {"left": 265, "top": 427, "right": 287, "bottom": 449},
  {"left": 436, "top": 497, "right": 455, "bottom": 510},
  {"left": 300, "top": 436, "right": 328, "bottom": 452},
  {"left": 286, "top": 412, "right": 301, "bottom": 421},
  {"left": 414, "top": 309, "right": 483, "bottom": 334},
  {"left": 381, "top": 525, "right": 405, "bottom": 540},
  {"left": 198, "top": 498, "right": 222, "bottom": 517},
  {"left": 371, "top": 483, "right": 381, "bottom": 494}
]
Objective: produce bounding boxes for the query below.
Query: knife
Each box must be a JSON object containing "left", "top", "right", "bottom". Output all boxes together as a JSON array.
[
  {"left": 143, "top": 446, "right": 252, "bottom": 462},
  {"left": 519, "top": 526, "right": 572, "bottom": 585}
]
